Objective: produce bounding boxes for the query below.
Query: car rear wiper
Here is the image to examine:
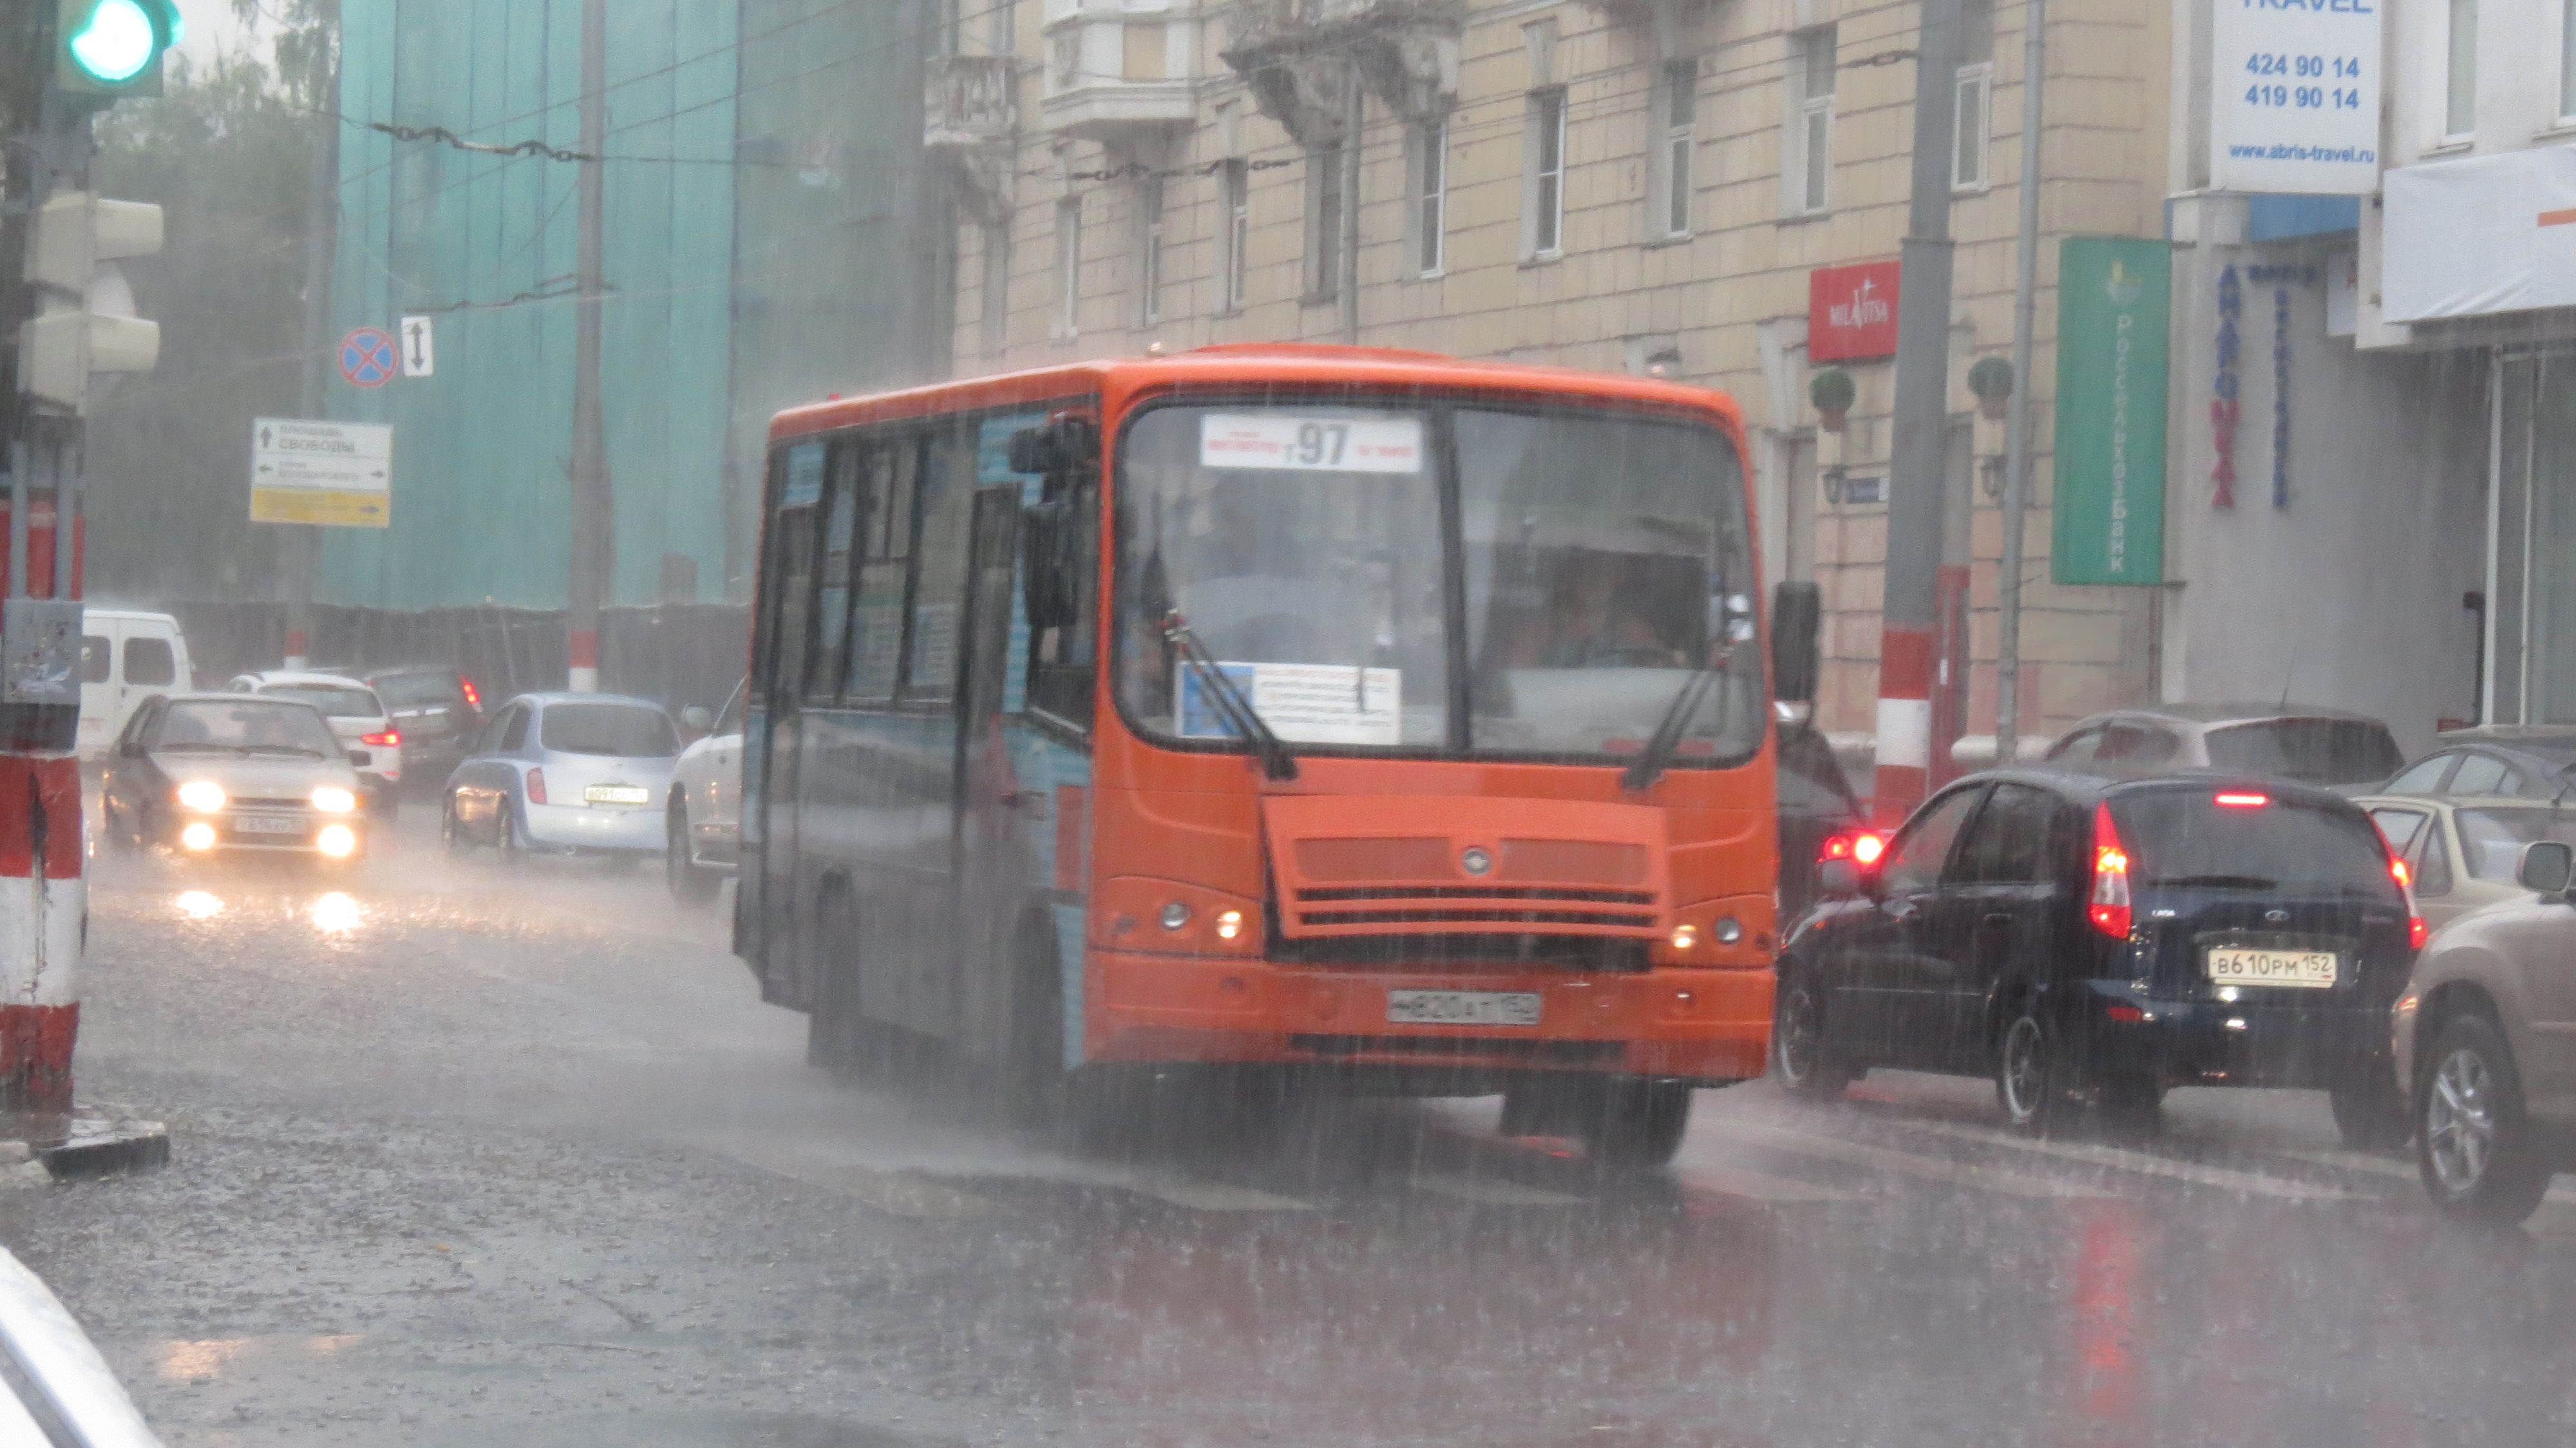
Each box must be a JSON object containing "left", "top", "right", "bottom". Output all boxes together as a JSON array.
[
  {"left": 243, "top": 745, "right": 326, "bottom": 757},
  {"left": 2147, "top": 873, "right": 2279, "bottom": 891},
  {"left": 1162, "top": 611, "right": 1296, "bottom": 781}
]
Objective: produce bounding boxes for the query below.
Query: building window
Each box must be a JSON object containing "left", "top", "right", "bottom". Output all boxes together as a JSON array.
[
  {"left": 1786, "top": 25, "right": 1837, "bottom": 215},
  {"left": 1136, "top": 176, "right": 1164, "bottom": 327},
  {"left": 1661, "top": 59, "right": 1696, "bottom": 236},
  {"left": 978, "top": 221, "right": 1009, "bottom": 358},
  {"left": 1220, "top": 158, "right": 1250, "bottom": 310},
  {"left": 1953, "top": 64, "right": 1993, "bottom": 190},
  {"left": 1413, "top": 116, "right": 1448, "bottom": 274},
  {"left": 1524, "top": 88, "right": 1567, "bottom": 257},
  {"left": 1305, "top": 140, "right": 1344, "bottom": 301},
  {"left": 2447, "top": 0, "right": 2477, "bottom": 139},
  {"left": 1054, "top": 195, "right": 1081, "bottom": 339},
  {"left": 2562, "top": 0, "right": 2575, "bottom": 120}
]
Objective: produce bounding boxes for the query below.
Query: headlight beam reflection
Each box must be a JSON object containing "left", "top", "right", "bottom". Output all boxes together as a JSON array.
[{"left": 309, "top": 893, "right": 361, "bottom": 934}]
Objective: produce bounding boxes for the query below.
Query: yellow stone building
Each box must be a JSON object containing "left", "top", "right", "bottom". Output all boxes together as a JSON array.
[{"left": 928, "top": 0, "right": 2175, "bottom": 752}]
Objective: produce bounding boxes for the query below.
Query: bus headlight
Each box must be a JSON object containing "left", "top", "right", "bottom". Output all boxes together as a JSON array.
[
  {"left": 1669, "top": 924, "right": 1698, "bottom": 952},
  {"left": 310, "top": 786, "right": 357, "bottom": 814},
  {"left": 176, "top": 780, "right": 226, "bottom": 812},
  {"left": 178, "top": 821, "right": 217, "bottom": 851},
  {"left": 1215, "top": 910, "right": 1244, "bottom": 941}
]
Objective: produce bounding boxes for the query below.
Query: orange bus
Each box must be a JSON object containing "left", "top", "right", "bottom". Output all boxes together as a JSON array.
[{"left": 736, "top": 343, "right": 1777, "bottom": 1165}]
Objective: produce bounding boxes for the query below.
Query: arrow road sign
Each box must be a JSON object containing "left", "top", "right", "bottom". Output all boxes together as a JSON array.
[
  {"left": 251, "top": 417, "right": 392, "bottom": 528},
  {"left": 399, "top": 315, "right": 434, "bottom": 377}
]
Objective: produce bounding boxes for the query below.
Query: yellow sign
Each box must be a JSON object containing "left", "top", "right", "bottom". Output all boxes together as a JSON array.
[{"left": 251, "top": 486, "right": 388, "bottom": 527}]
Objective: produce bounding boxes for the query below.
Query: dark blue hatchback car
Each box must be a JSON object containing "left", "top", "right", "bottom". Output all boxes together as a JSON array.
[{"left": 1772, "top": 769, "right": 2424, "bottom": 1141}]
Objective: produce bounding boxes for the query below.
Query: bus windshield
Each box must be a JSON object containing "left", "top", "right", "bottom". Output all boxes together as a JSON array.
[{"left": 1114, "top": 400, "right": 1758, "bottom": 762}]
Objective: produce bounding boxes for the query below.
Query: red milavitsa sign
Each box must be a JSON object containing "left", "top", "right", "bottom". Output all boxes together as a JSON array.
[{"left": 1808, "top": 260, "right": 1901, "bottom": 361}]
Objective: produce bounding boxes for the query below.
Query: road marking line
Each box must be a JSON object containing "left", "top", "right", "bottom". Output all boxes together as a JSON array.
[
  {"left": 1408, "top": 1172, "right": 1587, "bottom": 1207},
  {"left": 2271, "top": 1146, "right": 2576, "bottom": 1203},
  {"left": 1704, "top": 1122, "right": 2113, "bottom": 1199},
  {"left": 1895, "top": 1119, "right": 2365, "bottom": 1202},
  {"left": 1680, "top": 1165, "right": 1869, "bottom": 1204},
  {"left": 688, "top": 1137, "right": 1006, "bottom": 1219}
]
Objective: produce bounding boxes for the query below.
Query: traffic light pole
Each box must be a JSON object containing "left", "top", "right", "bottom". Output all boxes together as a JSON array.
[
  {"left": 1873, "top": 0, "right": 1963, "bottom": 826},
  {"left": 287, "top": 46, "right": 340, "bottom": 670},
  {"left": 565, "top": 0, "right": 607, "bottom": 692}
]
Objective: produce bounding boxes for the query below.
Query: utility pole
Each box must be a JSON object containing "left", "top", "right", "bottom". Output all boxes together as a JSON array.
[
  {"left": 566, "top": 0, "right": 609, "bottom": 691},
  {"left": 1872, "top": 0, "right": 1964, "bottom": 824},
  {"left": 1994, "top": 0, "right": 2045, "bottom": 765},
  {"left": 287, "top": 44, "right": 340, "bottom": 670}
]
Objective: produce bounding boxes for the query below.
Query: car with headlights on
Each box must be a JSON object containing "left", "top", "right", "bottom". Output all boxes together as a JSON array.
[
  {"left": 1774, "top": 770, "right": 2423, "bottom": 1141},
  {"left": 225, "top": 670, "right": 404, "bottom": 817},
  {"left": 442, "top": 692, "right": 681, "bottom": 860},
  {"left": 98, "top": 693, "right": 370, "bottom": 863}
]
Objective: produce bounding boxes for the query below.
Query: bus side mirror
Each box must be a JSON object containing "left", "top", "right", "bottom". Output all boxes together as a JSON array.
[
  {"left": 1772, "top": 581, "right": 1821, "bottom": 707},
  {"left": 1021, "top": 498, "right": 1081, "bottom": 632},
  {"left": 2519, "top": 840, "right": 2574, "bottom": 896}
]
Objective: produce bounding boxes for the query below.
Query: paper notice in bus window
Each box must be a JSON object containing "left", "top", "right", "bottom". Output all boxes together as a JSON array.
[
  {"left": 1177, "top": 663, "right": 1401, "bottom": 745},
  {"left": 1198, "top": 414, "right": 1424, "bottom": 473},
  {"left": 783, "top": 442, "right": 826, "bottom": 507}
]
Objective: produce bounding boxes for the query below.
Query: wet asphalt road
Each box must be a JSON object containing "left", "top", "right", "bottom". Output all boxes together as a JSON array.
[{"left": 20, "top": 811, "right": 2576, "bottom": 1447}]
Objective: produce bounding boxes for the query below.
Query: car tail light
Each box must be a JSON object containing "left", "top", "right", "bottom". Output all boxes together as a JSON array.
[
  {"left": 1818, "top": 830, "right": 1888, "bottom": 865},
  {"left": 525, "top": 767, "right": 547, "bottom": 805},
  {"left": 2385, "top": 848, "right": 2427, "bottom": 950},
  {"left": 2088, "top": 801, "right": 2132, "bottom": 939},
  {"left": 460, "top": 677, "right": 482, "bottom": 709},
  {"left": 361, "top": 729, "right": 401, "bottom": 747}
]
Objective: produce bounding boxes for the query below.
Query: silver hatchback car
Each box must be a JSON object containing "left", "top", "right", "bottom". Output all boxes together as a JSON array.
[{"left": 440, "top": 692, "right": 681, "bottom": 859}]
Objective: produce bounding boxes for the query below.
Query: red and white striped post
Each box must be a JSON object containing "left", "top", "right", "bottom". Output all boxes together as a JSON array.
[{"left": 0, "top": 470, "right": 86, "bottom": 1125}]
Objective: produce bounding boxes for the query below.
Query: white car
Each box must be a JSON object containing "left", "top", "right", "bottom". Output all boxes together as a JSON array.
[
  {"left": 666, "top": 679, "right": 744, "bottom": 905},
  {"left": 226, "top": 670, "right": 404, "bottom": 816}
]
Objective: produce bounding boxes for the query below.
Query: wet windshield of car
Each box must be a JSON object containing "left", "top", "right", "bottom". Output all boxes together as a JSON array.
[
  {"left": 257, "top": 684, "right": 381, "bottom": 719},
  {"left": 2111, "top": 791, "right": 2399, "bottom": 897},
  {"left": 1113, "top": 401, "right": 1754, "bottom": 759},
  {"left": 151, "top": 700, "right": 339, "bottom": 757},
  {"left": 2203, "top": 719, "right": 2405, "bottom": 785},
  {"left": 539, "top": 703, "right": 681, "bottom": 758},
  {"left": 2455, "top": 808, "right": 2576, "bottom": 880}
]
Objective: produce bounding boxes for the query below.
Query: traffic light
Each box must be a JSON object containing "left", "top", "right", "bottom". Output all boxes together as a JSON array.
[
  {"left": 19, "top": 192, "right": 164, "bottom": 415},
  {"left": 55, "top": 0, "right": 182, "bottom": 97}
]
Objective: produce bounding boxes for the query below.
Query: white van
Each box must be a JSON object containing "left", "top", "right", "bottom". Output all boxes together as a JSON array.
[{"left": 78, "top": 609, "right": 193, "bottom": 761}]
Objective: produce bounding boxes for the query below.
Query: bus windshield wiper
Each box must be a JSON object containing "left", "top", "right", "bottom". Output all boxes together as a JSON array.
[
  {"left": 1162, "top": 612, "right": 1298, "bottom": 781},
  {"left": 1622, "top": 665, "right": 1727, "bottom": 793}
]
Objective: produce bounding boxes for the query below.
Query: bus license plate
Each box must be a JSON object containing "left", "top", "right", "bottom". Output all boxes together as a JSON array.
[
  {"left": 1385, "top": 990, "right": 1542, "bottom": 1027},
  {"left": 232, "top": 815, "right": 304, "bottom": 836},
  {"left": 2206, "top": 946, "right": 2338, "bottom": 989}
]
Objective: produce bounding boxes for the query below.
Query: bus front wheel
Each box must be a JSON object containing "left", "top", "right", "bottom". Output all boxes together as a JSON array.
[{"left": 1503, "top": 1076, "right": 1692, "bottom": 1170}]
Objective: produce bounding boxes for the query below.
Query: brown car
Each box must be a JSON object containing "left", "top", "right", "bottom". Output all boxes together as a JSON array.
[{"left": 2393, "top": 839, "right": 2576, "bottom": 1224}]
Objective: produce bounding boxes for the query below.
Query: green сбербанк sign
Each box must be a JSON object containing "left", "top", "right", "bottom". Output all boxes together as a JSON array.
[{"left": 2052, "top": 236, "right": 2170, "bottom": 586}]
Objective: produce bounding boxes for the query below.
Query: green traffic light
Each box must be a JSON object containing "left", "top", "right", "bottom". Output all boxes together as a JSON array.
[{"left": 66, "top": 0, "right": 161, "bottom": 86}]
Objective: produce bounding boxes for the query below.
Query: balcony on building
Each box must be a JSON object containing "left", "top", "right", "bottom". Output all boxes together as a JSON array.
[
  {"left": 1039, "top": 1, "right": 1195, "bottom": 138},
  {"left": 925, "top": 52, "right": 1018, "bottom": 152}
]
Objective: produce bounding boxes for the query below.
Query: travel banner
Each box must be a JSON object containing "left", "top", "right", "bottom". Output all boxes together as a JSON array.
[{"left": 2052, "top": 236, "right": 2170, "bottom": 586}]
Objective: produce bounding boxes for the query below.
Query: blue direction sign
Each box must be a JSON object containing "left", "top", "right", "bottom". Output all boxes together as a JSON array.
[{"left": 339, "top": 327, "right": 398, "bottom": 388}]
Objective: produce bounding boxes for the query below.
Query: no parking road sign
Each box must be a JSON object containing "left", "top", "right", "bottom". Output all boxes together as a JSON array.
[{"left": 338, "top": 327, "right": 397, "bottom": 388}]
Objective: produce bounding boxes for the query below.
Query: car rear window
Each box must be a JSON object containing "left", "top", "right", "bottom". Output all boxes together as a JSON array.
[
  {"left": 2202, "top": 719, "right": 2403, "bottom": 785},
  {"left": 372, "top": 674, "right": 460, "bottom": 709},
  {"left": 258, "top": 684, "right": 383, "bottom": 719},
  {"left": 2455, "top": 808, "right": 2576, "bottom": 881},
  {"left": 2110, "top": 789, "right": 2399, "bottom": 897},
  {"left": 540, "top": 703, "right": 679, "bottom": 758}
]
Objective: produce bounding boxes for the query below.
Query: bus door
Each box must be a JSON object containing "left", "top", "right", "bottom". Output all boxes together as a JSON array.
[
  {"left": 755, "top": 443, "right": 826, "bottom": 1009},
  {"left": 950, "top": 488, "right": 1036, "bottom": 1055}
]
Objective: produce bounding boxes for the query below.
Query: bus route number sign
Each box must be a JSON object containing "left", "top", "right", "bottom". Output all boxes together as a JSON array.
[{"left": 1200, "top": 414, "right": 1423, "bottom": 473}]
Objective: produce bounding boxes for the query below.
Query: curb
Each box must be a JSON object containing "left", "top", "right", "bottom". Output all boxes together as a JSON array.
[{"left": 39, "top": 1118, "right": 170, "bottom": 1180}]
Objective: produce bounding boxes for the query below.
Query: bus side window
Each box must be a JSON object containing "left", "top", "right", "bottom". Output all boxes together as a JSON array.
[
  {"left": 902, "top": 424, "right": 979, "bottom": 707},
  {"left": 762, "top": 443, "right": 827, "bottom": 707},
  {"left": 1027, "top": 482, "right": 1098, "bottom": 730},
  {"left": 846, "top": 439, "right": 915, "bottom": 703},
  {"left": 806, "top": 442, "right": 866, "bottom": 706}
]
